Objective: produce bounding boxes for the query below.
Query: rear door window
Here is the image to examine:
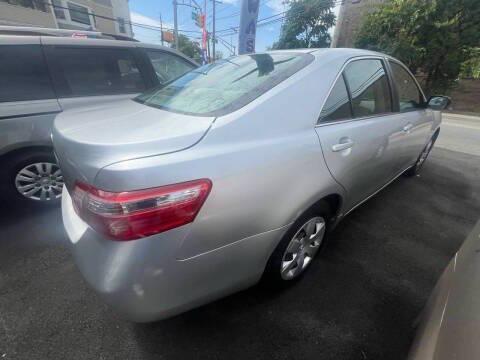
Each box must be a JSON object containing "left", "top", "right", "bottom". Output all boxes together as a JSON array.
[
  {"left": 344, "top": 59, "right": 392, "bottom": 118},
  {"left": 0, "top": 45, "right": 56, "bottom": 103},
  {"left": 48, "top": 47, "right": 146, "bottom": 97},
  {"left": 146, "top": 50, "right": 195, "bottom": 85},
  {"left": 389, "top": 61, "right": 424, "bottom": 112},
  {"left": 319, "top": 74, "right": 352, "bottom": 123}
]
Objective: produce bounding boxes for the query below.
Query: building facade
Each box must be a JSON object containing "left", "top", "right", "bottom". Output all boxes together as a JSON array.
[
  {"left": 331, "top": 0, "right": 387, "bottom": 48},
  {"left": 0, "top": 0, "right": 133, "bottom": 37}
]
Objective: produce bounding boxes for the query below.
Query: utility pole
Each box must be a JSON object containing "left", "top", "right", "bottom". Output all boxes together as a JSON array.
[
  {"left": 210, "top": 0, "right": 222, "bottom": 61},
  {"left": 159, "top": 12, "right": 164, "bottom": 46},
  {"left": 204, "top": 0, "right": 207, "bottom": 62},
  {"left": 207, "top": 32, "right": 211, "bottom": 61},
  {"left": 212, "top": 0, "right": 215, "bottom": 61},
  {"left": 173, "top": 0, "right": 179, "bottom": 49}
]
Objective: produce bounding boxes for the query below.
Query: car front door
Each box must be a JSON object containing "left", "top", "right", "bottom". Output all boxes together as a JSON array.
[
  {"left": 387, "top": 60, "right": 434, "bottom": 169},
  {"left": 315, "top": 57, "right": 405, "bottom": 212}
]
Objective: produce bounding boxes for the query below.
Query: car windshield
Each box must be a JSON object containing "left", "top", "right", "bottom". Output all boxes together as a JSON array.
[{"left": 135, "top": 52, "right": 313, "bottom": 116}]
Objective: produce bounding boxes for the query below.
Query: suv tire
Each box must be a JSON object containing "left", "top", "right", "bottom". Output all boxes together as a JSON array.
[{"left": 2, "top": 150, "right": 63, "bottom": 206}]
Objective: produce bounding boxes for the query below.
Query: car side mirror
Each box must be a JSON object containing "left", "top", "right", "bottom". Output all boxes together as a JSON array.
[{"left": 427, "top": 96, "right": 451, "bottom": 111}]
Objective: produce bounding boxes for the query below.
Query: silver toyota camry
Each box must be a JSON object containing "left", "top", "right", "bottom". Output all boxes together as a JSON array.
[{"left": 53, "top": 48, "right": 450, "bottom": 322}]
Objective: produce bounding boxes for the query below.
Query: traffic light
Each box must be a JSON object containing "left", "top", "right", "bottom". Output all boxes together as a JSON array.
[{"left": 192, "top": 11, "right": 205, "bottom": 28}]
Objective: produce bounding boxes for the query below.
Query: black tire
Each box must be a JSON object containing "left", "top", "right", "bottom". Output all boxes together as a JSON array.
[
  {"left": 263, "top": 201, "right": 332, "bottom": 285},
  {"left": 404, "top": 132, "right": 439, "bottom": 177},
  {"left": 1, "top": 149, "right": 62, "bottom": 207}
]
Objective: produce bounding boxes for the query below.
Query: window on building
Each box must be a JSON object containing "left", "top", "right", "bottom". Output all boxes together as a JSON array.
[
  {"left": 0, "top": 45, "right": 55, "bottom": 103},
  {"left": 68, "top": 2, "right": 91, "bottom": 25},
  {"left": 344, "top": 59, "right": 392, "bottom": 118},
  {"left": 319, "top": 75, "right": 352, "bottom": 123},
  {"left": 118, "top": 17, "right": 126, "bottom": 34},
  {"left": 389, "top": 61, "right": 424, "bottom": 112},
  {"left": 52, "top": 0, "right": 66, "bottom": 19},
  {"left": 50, "top": 47, "right": 146, "bottom": 97},
  {"left": 1, "top": 0, "right": 47, "bottom": 12},
  {"left": 146, "top": 50, "right": 195, "bottom": 85}
]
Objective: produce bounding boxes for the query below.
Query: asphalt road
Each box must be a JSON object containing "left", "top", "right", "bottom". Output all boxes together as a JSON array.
[{"left": 1, "top": 115, "right": 479, "bottom": 360}]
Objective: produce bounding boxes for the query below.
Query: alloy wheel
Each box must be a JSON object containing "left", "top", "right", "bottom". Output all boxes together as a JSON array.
[
  {"left": 281, "top": 216, "right": 326, "bottom": 280},
  {"left": 15, "top": 162, "right": 64, "bottom": 201}
]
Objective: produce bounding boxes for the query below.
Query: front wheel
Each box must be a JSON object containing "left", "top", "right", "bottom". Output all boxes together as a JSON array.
[
  {"left": 405, "top": 134, "right": 437, "bottom": 177},
  {"left": 264, "top": 202, "right": 331, "bottom": 284},
  {"left": 2, "top": 150, "right": 64, "bottom": 206}
]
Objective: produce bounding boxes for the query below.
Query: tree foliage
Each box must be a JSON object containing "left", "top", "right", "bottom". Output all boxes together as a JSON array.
[
  {"left": 355, "top": 0, "right": 480, "bottom": 94},
  {"left": 271, "top": 0, "right": 336, "bottom": 49},
  {"left": 460, "top": 48, "right": 480, "bottom": 79},
  {"left": 175, "top": 34, "right": 202, "bottom": 63}
]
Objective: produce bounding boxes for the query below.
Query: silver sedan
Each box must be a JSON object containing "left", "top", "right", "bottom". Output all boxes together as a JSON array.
[{"left": 53, "top": 48, "right": 450, "bottom": 322}]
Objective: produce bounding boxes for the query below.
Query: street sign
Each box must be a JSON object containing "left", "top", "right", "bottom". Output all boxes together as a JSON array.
[
  {"left": 162, "top": 31, "right": 175, "bottom": 43},
  {"left": 238, "top": 0, "right": 260, "bottom": 54}
]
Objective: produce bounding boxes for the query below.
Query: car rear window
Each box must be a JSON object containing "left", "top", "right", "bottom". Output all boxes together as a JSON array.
[{"left": 135, "top": 52, "right": 314, "bottom": 117}]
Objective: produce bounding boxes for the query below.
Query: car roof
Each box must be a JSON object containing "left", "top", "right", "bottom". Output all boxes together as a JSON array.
[
  {"left": 0, "top": 25, "right": 135, "bottom": 41},
  {"left": 239, "top": 48, "right": 392, "bottom": 64},
  {"left": 265, "top": 47, "right": 388, "bottom": 59},
  {"left": 0, "top": 34, "right": 198, "bottom": 65}
]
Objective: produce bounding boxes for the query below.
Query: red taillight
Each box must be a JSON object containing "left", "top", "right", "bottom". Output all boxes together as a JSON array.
[{"left": 72, "top": 179, "right": 212, "bottom": 241}]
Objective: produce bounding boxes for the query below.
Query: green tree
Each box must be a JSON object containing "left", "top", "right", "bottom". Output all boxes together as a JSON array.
[
  {"left": 460, "top": 48, "right": 480, "bottom": 79},
  {"left": 214, "top": 50, "right": 224, "bottom": 60},
  {"left": 271, "top": 0, "right": 336, "bottom": 49},
  {"left": 174, "top": 34, "right": 202, "bottom": 63},
  {"left": 355, "top": 0, "right": 480, "bottom": 94}
]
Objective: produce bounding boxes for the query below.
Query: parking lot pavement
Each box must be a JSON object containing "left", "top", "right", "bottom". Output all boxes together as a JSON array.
[{"left": 1, "top": 124, "right": 480, "bottom": 360}]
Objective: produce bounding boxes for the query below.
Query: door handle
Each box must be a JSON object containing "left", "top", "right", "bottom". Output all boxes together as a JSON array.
[
  {"left": 332, "top": 139, "right": 354, "bottom": 152},
  {"left": 403, "top": 123, "right": 414, "bottom": 132}
]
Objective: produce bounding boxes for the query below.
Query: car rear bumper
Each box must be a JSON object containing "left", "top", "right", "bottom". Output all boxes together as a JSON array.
[{"left": 62, "top": 188, "right": 287, "bottom": 322}]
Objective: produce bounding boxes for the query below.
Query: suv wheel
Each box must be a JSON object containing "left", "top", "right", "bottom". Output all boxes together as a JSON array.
[
  {"left": 3, "top": 150, "right": 63, "bottom": 205},
  {"left": 264, "top": 202, "right": 331, "bottom": 284}
]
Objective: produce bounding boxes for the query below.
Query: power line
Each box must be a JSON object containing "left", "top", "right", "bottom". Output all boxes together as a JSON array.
[
  {"left": 41, "top": 0, "right": 203, "bottom": 36},
  {"left": 215, "top": 11, "right": 240, "bottom": 21},
  {"left": 216, "top": 0, "right": 345, "bottom": 35}
]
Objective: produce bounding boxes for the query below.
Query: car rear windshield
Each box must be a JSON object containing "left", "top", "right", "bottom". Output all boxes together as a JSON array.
[{"left": 135, "top": 52, "right": 313, "bottom": 117}]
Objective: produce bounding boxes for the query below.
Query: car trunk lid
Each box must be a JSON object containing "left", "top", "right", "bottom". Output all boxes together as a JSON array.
[{"left": 52, "top": 99, "right": 214, "bottom": 189}]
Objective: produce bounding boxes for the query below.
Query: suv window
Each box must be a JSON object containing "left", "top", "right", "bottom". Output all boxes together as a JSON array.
[
  {"left": 146, "top": 50, "right": 195, "bottom": 85},
  {"left": 389, "top": 61, "right": 424, "bottom": 112},
  {"left": 320, "top": 74, "right": 352, "bottom": 122},
  {"left": 344, "top": 59, "right": 392, "bottom": 118},
  {"left": 0, "top": 45, "right": 55, "bottom": 103},
  {"left": 49, "top": 47, "right": 146, "bottom": 97}
]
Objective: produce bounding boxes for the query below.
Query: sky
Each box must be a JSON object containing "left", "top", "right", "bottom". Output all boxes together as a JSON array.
[{"left": 129, "top": 0, "right": 340, "bottom": 56}]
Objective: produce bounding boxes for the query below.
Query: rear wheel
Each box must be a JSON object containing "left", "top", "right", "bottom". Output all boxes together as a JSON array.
[
  {"left": 2, "top": 150, "right": 63, "bottom": 206},
  {"left": 264, "top": 202, "right": 331, "bottom": 284}
]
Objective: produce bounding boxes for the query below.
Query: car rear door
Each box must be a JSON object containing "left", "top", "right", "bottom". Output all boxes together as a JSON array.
[
  {"left": 315, "top": 57, "right": 405, "bottom": 212},
  {"left": 0, "top": 37, "right": 61, "bottom": 152},
  {"left": 387, "top": 60, "right": 434, "bottom": 169},
  {"left": 43, "top": 39, "right": 150, "bottom": 110}
]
